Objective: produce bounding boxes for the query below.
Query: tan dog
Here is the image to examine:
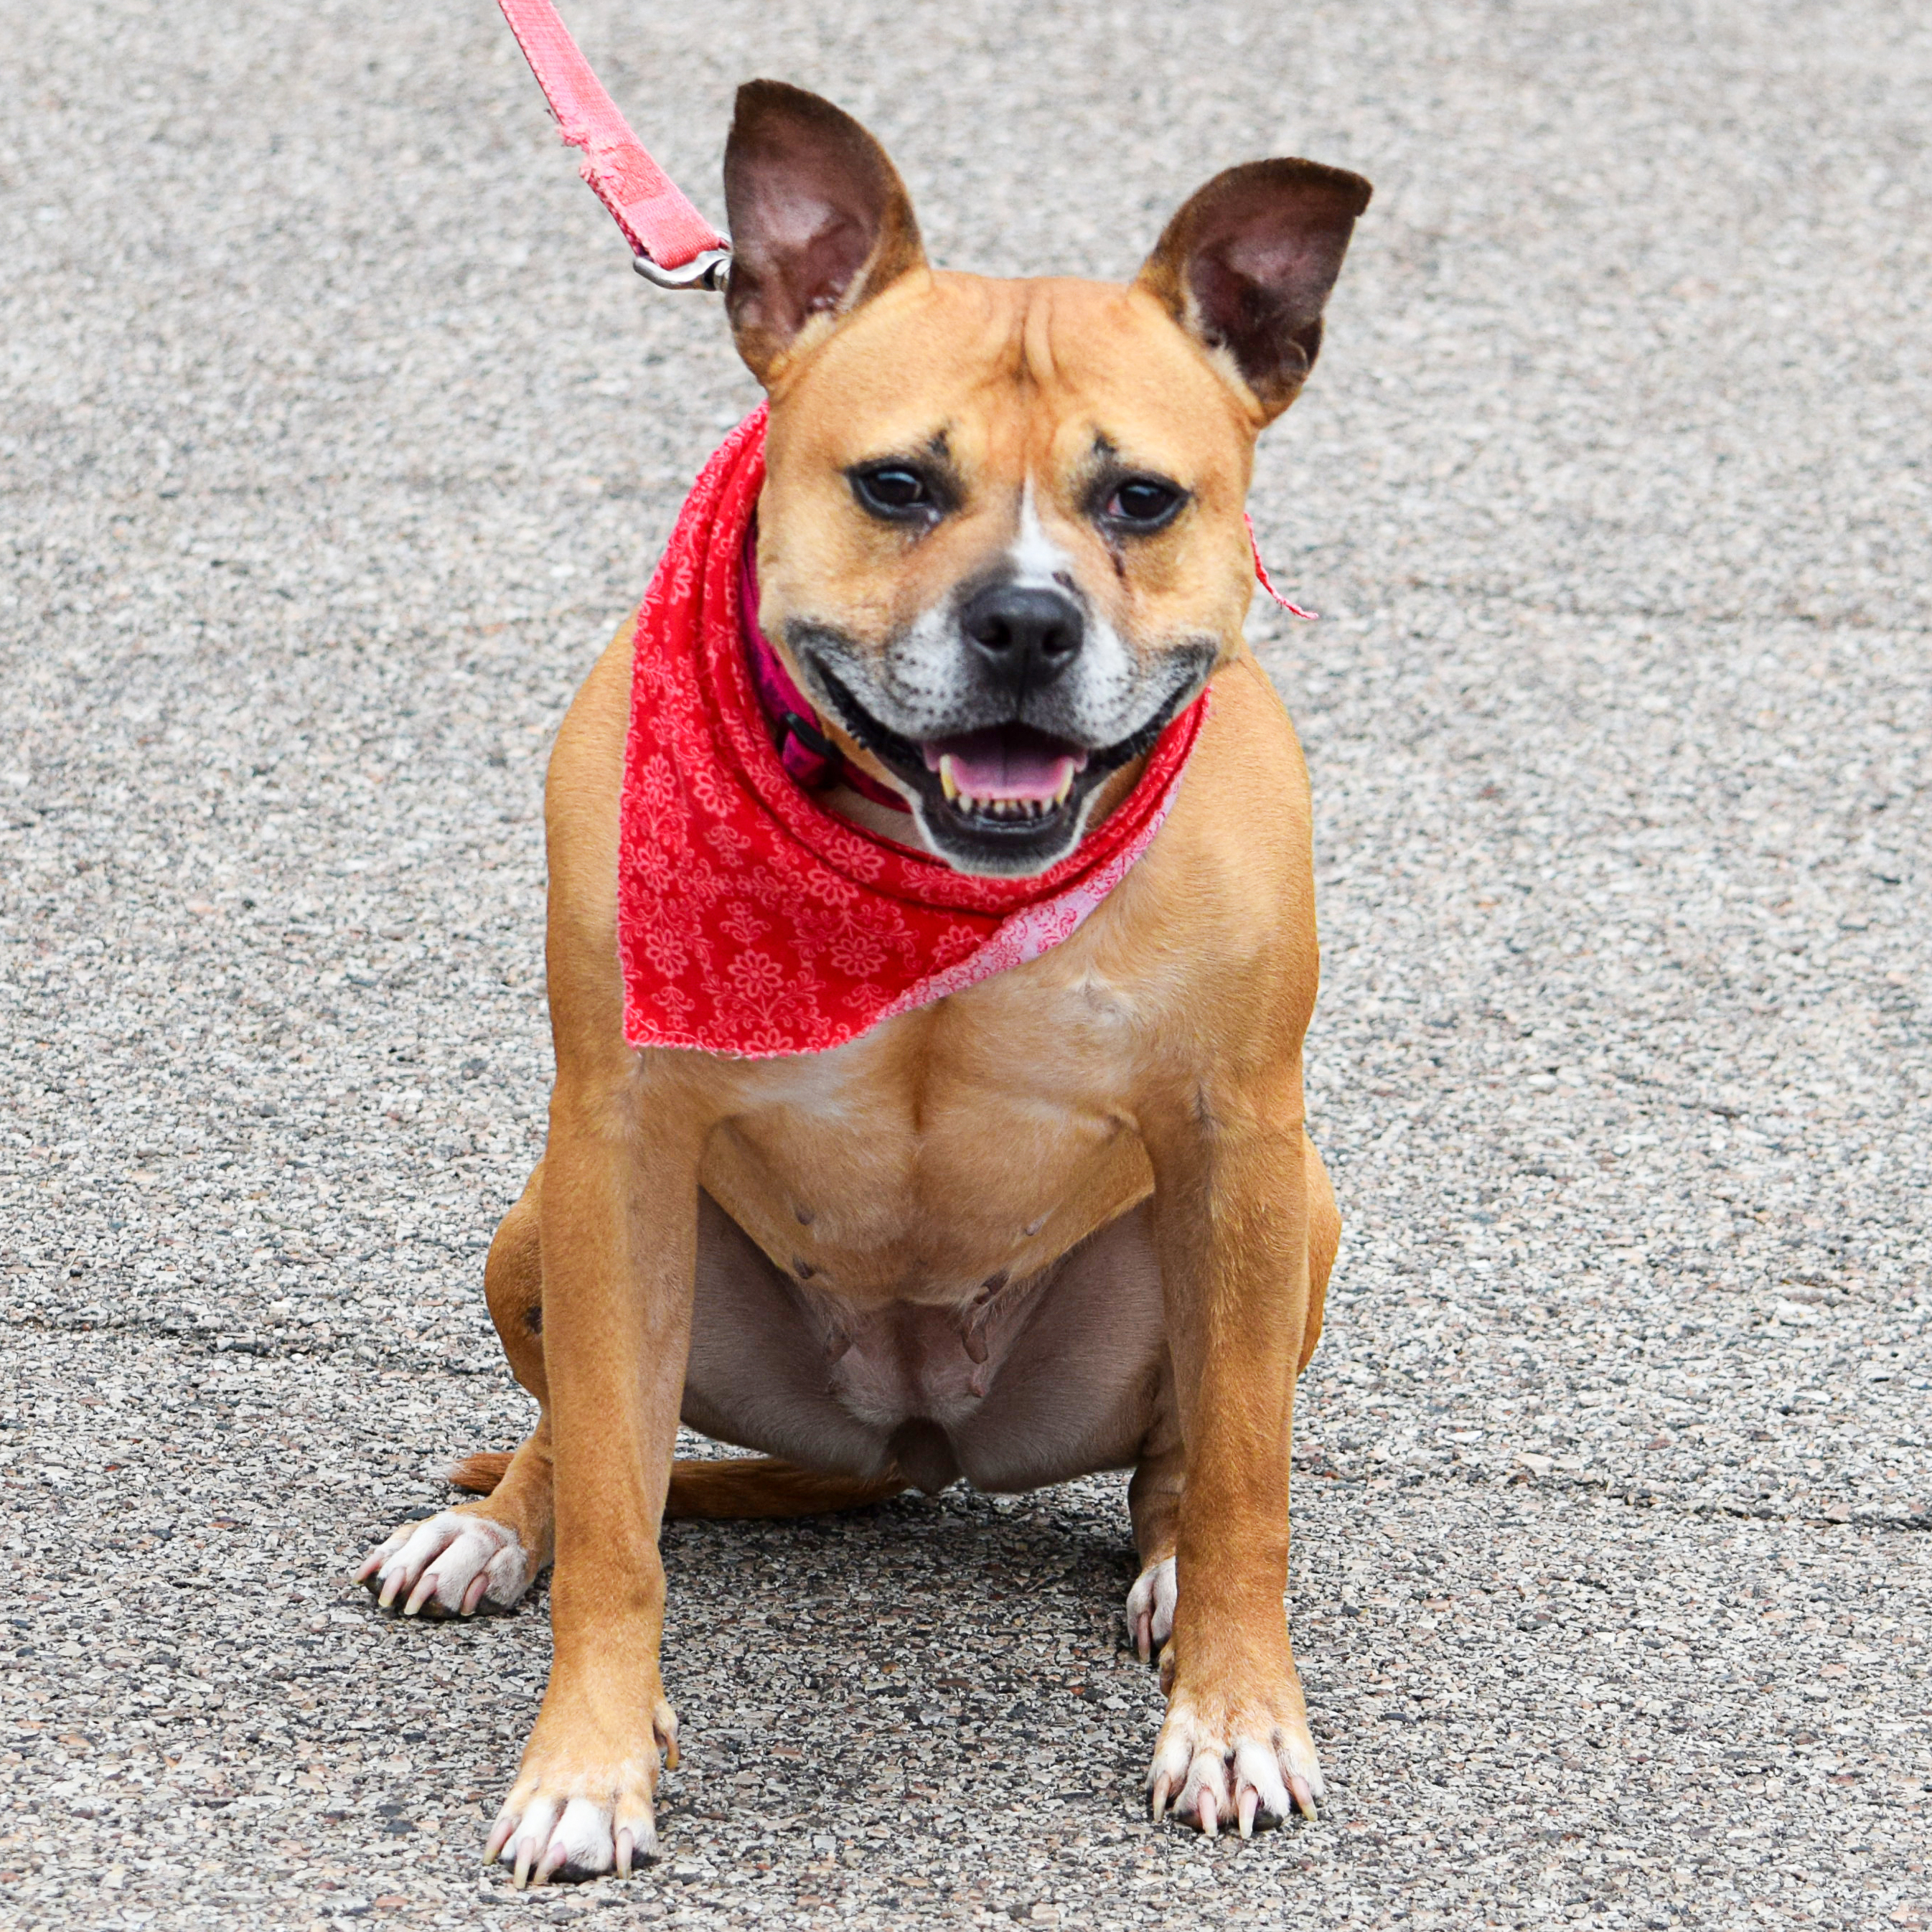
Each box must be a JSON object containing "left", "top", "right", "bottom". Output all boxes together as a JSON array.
[{"left": 357, "top": 81, "right": 1369, "bottom": 1880}]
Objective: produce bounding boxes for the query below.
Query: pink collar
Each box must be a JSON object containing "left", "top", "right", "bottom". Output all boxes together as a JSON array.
[{"left": 736, "top": 526, "right": 911, "bottom": 812}]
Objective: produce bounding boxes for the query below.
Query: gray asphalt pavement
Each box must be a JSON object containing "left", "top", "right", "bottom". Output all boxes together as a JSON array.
[{"left": 3, "top": 1, "right": 1928, "bottom": 1926}]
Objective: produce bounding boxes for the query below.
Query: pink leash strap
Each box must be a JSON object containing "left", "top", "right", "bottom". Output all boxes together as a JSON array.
[
  {"left": 1246, "top": 516, "right": 1318, "bottom": 622},
  {"left": 495, "top": 0, "right": 730, "bottom": 286}
]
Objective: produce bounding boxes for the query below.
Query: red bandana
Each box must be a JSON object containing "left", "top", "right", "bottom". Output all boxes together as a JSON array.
[{"left": 616, "top": 407, "right": 1207, "bottom": 1058}]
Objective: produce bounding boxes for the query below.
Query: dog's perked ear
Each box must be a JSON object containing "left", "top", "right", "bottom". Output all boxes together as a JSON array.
[
  {"left": 1135, "top": 159, "right": 1373, "bottom": 423},
  {"left": 722, "top": 80, "right": 928, "bottom": 384}
]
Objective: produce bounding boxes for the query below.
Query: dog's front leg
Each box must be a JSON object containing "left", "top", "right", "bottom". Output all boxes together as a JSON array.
[
  {"left": 484, "top": 1074, "right": 701, "bottom": 1885},
  {"left": 1142, "top": 1061, "right": 1321, "bottom": 1839}
]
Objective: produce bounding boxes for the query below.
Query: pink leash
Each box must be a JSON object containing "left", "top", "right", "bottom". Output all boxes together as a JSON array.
[
  {"left": 495, "top": 0, "right": 731, "bottom": 289},
  {"left": 492, "top": 0, "right": 1316, "bottom": 621}
]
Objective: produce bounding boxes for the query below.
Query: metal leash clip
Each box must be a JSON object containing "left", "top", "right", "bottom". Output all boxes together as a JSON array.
[{"left": 632, "top": 245, "right": 731, "bottom": 292}]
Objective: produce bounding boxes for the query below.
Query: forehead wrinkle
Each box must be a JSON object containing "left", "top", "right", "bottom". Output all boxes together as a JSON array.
[{"left": 1021, "top": 280, "right": 1060, "bottom": 392}]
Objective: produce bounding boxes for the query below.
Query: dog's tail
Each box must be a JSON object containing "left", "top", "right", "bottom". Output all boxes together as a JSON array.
[
  {"left": 449, "top": 1450, "right": 906, "bottom": 1521},
  {"left": 449, "top": 1451, "right": 517, "bottom": 1494}
]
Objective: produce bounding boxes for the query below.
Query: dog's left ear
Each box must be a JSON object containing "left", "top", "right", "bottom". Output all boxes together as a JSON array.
[
  {"left": 723, "top": 80, "right": 928, "bottom": 384},
  {"left": 1135, "top": 159, "right": 1372, "bottom": 423}
]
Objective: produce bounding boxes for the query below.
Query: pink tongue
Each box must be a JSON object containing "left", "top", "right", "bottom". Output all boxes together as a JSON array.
[{"left": 922, "top": 726, "right": 1087, "bottom": 802}]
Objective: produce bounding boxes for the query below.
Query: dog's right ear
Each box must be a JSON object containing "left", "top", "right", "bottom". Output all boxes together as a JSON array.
[{"left": 723, "top": 80, "right": 927, "bottom": 385}]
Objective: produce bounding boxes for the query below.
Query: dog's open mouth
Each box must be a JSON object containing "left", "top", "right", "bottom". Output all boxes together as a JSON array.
[
  {"left": 921, "top": 724, "right": 1089, "bottom": 827},
  {"left": 808, "top": 662, "right": 1191, "bottom": 874},
  {"left": 811, "top": 667, "right": 1113, "bottom": 861}
]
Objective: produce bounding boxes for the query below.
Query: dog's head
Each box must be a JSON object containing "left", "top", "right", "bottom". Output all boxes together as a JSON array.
[{"left": 723, "top": 83, "right": 1370, "bottom": 877}]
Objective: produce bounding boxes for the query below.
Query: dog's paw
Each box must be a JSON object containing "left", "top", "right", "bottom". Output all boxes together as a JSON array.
[
  {"left": 353, "top": 1509, "right": 532, "bottom": 1617},
  {"left": 1147, "top": 1680, "right": 1323, "bottom": 1838},
  {"left": 486, "top": 1694, "right": 678, "bottom": 1885},
  {"left": 1126, "top": 1556, "right": 1177, "bottom": 1664}
]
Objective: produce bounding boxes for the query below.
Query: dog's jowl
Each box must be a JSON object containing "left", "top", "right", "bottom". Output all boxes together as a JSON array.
[{"left": 357, "top": 80, "right": 1369, "bottom": 1880}]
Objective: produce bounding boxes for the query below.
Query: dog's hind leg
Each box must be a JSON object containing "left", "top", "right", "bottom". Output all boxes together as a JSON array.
[
  {"left": 1299, "top": 1131, "right": 1341, "bottom": 1374},
  {"left": 357, "top": 1168, "right": 908, "bottom": 1615},
  {"left": 356, "top": 1166, "right": 555, "bottom": 1616},
  {"left": 1126, "top": 1377, "right": 1185, "bottom": 1666}
]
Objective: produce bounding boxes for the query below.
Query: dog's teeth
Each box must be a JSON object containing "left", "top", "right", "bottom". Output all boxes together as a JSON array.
[
  {"left": 939, "top": 756, "right": 959, "bottom": 802},
  {"left": 1054, "top": 770, "right": 1074, "bottom": 806}
]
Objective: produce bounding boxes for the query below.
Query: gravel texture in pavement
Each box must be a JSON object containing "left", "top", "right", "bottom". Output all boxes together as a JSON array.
[{"left": 2, "top": 1, "right": 1927, "bottom": 1928}]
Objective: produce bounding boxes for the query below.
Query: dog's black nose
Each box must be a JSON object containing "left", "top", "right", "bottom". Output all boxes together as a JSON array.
[{"left": 960, "top": 584, "right": 1084, "bottom": 689}]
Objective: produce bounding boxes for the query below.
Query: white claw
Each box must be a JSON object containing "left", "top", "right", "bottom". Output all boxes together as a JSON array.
[
  {"left": 483, "top": 1804, "right": 517, "bottom": 1867},
  {"left": 1147, "top": 1719, "right": 1193, "bottom": 1815},
  {"left": 1234, "top": 1738, "right": 1292, "bottom": 1829},
  {"left": 1125, "top": 1557, "right": 1176, "bottom": 1665},
  {"left": 351, "top": 1535, "right": 397, "bottom": 1588},
  {"left": 1280, "top": 1725, "right": 1326, "bottom": 1814},
  {"left": 614, "top": 1806, "right": 658, "bottom": 1874},
  {"left": 507, "top": 1796, "right": 558, "bottom": 1889}
]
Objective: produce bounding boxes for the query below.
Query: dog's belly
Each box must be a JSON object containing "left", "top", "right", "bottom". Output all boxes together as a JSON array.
[
  {"left": 681, "top": 1191, "right": 1167, "bottom": 1495},
  {"left": 682, "top": 967, "right": 1170, "bottom": 1490}
]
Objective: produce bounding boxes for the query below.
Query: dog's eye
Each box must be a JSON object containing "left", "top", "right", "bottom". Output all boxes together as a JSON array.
[
  {"left": 1103, "top": 477, "right": 1185, "bottom": 530},
  {"left": 851, "top": 465, "right": 935, "bottom": 520}
]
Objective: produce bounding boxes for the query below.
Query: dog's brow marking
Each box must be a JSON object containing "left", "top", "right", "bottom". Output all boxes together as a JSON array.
[{"left": 1009, "top": 479, "right": 1074, "bottom": 589}]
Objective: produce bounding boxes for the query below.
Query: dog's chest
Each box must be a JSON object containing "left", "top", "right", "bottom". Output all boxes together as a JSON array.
[{"left": 700, "top": 963, "right": 1152, "bottom": 1304}]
